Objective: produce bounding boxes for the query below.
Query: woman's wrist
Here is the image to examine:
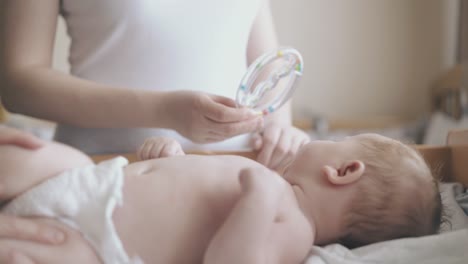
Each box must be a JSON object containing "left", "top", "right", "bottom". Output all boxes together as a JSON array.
[{"left": 144, "top": 91, "right": 177, "bottom": 130}]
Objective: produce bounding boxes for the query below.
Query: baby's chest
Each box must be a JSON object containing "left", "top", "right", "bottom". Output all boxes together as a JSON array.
[{"left": 267, "top": 193, "right": 315, "bottom": 263}]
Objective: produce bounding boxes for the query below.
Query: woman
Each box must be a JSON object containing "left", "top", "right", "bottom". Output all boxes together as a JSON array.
[
  {"left": 0, "top": 0, "right": 309, "bottom": 261},
  {"left": 0, "top": 0, "right": 308, "bottom": 169}
]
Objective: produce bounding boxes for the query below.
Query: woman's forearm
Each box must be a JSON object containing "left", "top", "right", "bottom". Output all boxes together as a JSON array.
[
  {"left": 1, "top": 67, "right": 172, "bottom": 128},
  {"left": 0, "top": 0, "right": 164, "bottom": 128}
]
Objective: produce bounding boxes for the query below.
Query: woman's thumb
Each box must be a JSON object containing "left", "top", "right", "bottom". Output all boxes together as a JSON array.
[{"left": 10, "top": 251, "right": 35, "bottom": 264}]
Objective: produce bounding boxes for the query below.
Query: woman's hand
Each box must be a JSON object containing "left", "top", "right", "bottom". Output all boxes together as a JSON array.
[
  {"left": 164, "top": 91, "right": 263, "bottom": 143},
  {"left": 0, "top": 126, "right": 45, "bottom": 200},
  {"left": 0, "top": 128, "right": 67, "bottom": 254},
  {"left": 0, "top": 218, "right": 101, "bottom": 264},
  {"left": 252, "top": 123, "right": 310, "bottom": 173},
  {"left": 137, "top": 136, "right": 185, "bottom": 160},
  {"left": 0, "top": 126, "right": 43, "bottom": 149},
  {"left": 0, "top": 127, "right": 46, "bottom": 201},
  {"left": 0, "top": 214, "right": 65, "bottom": 245}
]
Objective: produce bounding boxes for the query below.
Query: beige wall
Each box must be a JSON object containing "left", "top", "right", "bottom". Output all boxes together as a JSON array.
[
  {"left": 271, "top": 0, "right": 459, "bottom": 119},
  {"left": 52, "top": 0, "right": 460, "bottom": 120}
]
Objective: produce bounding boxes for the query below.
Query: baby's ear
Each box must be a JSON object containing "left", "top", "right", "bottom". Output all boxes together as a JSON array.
[{"left": 323, "top": 160, "right": 365, "bottom": 185}]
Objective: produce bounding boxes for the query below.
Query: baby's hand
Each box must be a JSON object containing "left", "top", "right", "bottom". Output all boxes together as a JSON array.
[
  {"left": 137, "top": 137, "right": 185, "bottom": 160},
  {"left": 252, "top": 123, "right": 310, "bottom": 174}
]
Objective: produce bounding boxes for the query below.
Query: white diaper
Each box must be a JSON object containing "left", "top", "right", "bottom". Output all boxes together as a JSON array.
[{"left": 3, "top": 157, "right": 142, "bottom": 264}]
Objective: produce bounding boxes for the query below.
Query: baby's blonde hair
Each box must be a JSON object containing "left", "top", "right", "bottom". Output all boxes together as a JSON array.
[{"left": 339, "top": 135, "right": 442, "bottom": 248}]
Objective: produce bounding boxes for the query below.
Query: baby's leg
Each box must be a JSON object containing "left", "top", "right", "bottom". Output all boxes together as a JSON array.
[{"left": 0, "top": 218, "right": 101, "bottom": 264}]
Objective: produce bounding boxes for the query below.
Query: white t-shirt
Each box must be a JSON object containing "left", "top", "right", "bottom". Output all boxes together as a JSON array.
[{"left": 55, "top": 0, "right": 263, "bottom": 154}]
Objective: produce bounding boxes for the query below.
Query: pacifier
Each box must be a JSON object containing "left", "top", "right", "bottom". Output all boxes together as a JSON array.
[{"left": 236, "top": 47, "right": 304, "bottom": 115}]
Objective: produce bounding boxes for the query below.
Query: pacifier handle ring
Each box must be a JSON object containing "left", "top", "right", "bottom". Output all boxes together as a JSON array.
[{"left": 236, "top": 47, "right": 304, "bottom": 116}]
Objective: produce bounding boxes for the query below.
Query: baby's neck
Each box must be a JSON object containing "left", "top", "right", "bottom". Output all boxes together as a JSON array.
[
  {"left": 291, "top": 183, "right": 348, "bottom": 245},
  {"left": 290, "top": 184, "right": 318, "bottom": 242}
]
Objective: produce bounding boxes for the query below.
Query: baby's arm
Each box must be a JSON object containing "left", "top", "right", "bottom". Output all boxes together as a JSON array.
[
  {"left": 137, "top": 137, "right": 185, "bottom": 160},
  {"left": 204, "top": 168, "right": 307, "bottom": 264}
]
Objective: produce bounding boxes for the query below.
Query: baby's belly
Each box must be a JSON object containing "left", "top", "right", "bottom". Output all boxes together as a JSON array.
[{"left": 111, "top": 158, "right": 246, "bottom": 263}]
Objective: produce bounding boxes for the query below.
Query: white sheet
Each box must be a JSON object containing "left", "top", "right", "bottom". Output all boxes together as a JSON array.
[{"left": 305, "top": 229, "right": 468, "bottom": 264}]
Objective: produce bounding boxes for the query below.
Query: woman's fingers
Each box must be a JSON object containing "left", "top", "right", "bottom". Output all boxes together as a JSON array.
[
  {"left": 209, "top": 95, "right": 238, "bottom": 108},
  {"left": 0, "top": 215, "right": 65, "bottom": 244},
  {"left": 202, "top": 95, "right": 258, "bottom": 123},
  {"left": 0, "top": 219, "right": 101, "bottom": 264},
  {"left": 207, "top": 117, "right": 263, "bottom": 141},
  {"left": 0, "top": 249, "right": 36, "bottom": 264},
  {"left": 167, "top": 91, "right": 264, "bottom": 143},
  {"left": 0, "top": 126, "right": 43, "bottom": 150},
  {"left": 9, "top": 251, "right": 36, "bottom": 264},
  {"left": 0, "top": 240, "right": 49, "bottom": 264}
]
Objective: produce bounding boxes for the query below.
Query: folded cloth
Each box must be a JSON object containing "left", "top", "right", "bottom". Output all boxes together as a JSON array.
[
  {"left": 455, "top": 185, "right": 468, "bottom": 215},
  {"left": 304, "top": 229, "right": 468, "bottom": 264},
  {"left": 439, "top": 183, "right": 468, "bottom": 231}
]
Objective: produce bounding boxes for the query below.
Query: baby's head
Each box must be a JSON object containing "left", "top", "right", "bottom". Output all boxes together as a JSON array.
[
  {"left": 284, "top": 133, "right": 441, "bottom": 248},
  {"left": 338, "top": 134, "right": 441, "bottom": 248}
]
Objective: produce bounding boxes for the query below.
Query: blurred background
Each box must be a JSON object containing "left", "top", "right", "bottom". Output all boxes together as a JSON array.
[{"left": 2, "top": 0, "right": 467, "bottom": 146}]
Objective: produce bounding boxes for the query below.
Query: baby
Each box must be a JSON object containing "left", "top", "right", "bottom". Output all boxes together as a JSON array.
[{"left": 0, "top": 132, "right": 442, "bottom": 264}]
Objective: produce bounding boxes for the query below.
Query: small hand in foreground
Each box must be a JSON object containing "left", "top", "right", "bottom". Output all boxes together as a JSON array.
[
  {"left": 137, "top": 137, "right": 185, "bottom": 160},
  {"left": 251, "top": 123, "right": 310, "bottom": 173}
]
